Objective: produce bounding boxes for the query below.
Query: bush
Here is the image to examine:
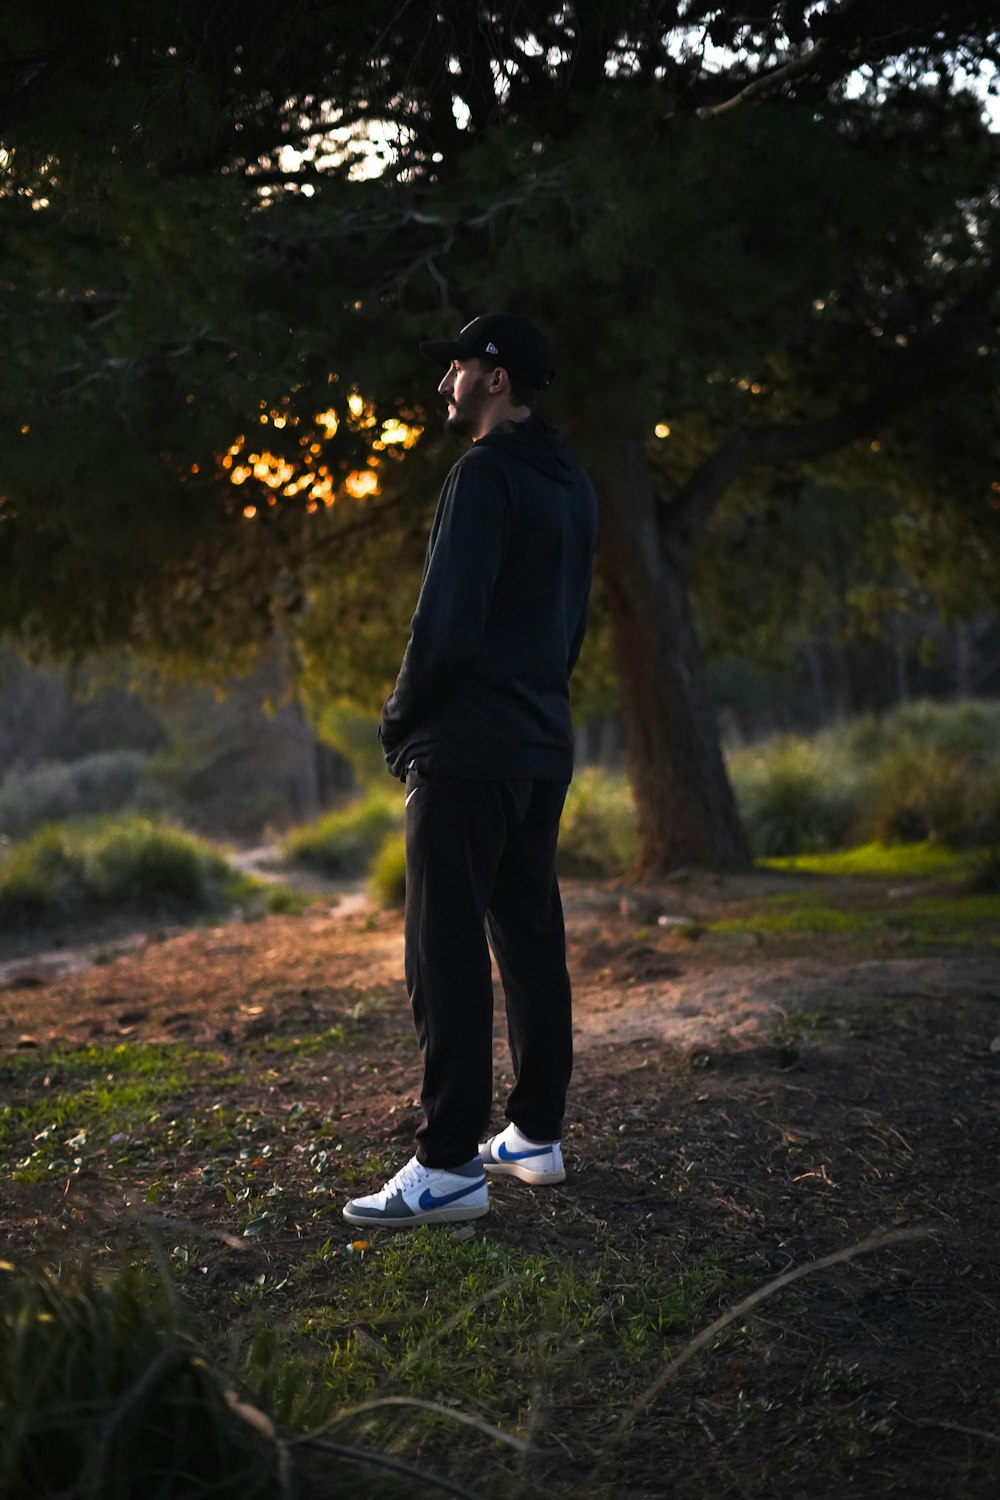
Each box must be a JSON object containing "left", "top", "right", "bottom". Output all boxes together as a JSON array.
[
  {"left": 557, "top": 770, "right": 637, "bottom": 877},
  {"left": 866, "top": 744, "right": 975, "bottom": 845},
  {"left": 841, "top": 699, "right": 1000, "bottom": 763},
  {"left": 0, "top": 817, "right": 236, "bottom": 925},
  {"left": 282, "top": 791, "right": 403, "bottom": 876},
  {"left": 0, "top": 751, "right": 148, "bottom": 840},
  {"left": 728, "top": 737, "right": 863, "bottom": 857},
  {"left": 369, "top": 831, "right": 407, "bottom": 906}
]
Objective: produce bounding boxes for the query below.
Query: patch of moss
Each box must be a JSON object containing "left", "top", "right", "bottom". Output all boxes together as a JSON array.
[
  {"left": 710, "top": 906, "right": 873, "bottom": 935},
  {"left": 759, "top": 841, "right": 967, "bottom": 879}
]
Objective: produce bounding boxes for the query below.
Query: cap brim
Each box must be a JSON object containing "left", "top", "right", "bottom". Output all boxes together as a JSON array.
[{"left": 419, "top": 339, "right": 467, "bottom": 366}]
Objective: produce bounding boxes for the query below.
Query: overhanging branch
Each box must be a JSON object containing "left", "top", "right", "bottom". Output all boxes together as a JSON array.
[{"left": 666, "top": 366, "right": 934, "bottom": 558}]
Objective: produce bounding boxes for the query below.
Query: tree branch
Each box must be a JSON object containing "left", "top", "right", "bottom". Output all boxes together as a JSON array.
[
  {"left": 667, "top": 366, "right": 931, "bottom": 558},
  {"left": 696, "top": 0, "right": 867, "bottom": 120}
]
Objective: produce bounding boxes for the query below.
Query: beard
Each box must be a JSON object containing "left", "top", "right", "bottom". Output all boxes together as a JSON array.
[{"left": 444, "top": 374, "right": 489, "bottom": 436}]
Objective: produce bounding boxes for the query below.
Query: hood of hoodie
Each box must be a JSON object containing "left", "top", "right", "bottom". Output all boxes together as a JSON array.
[{"left": 473, "top": 416, "right": 575, "bottom": 483}]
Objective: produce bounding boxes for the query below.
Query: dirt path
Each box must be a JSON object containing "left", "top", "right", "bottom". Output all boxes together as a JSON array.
[{"left": 2, "top": 874, "right": 999, "bottom": 1496}]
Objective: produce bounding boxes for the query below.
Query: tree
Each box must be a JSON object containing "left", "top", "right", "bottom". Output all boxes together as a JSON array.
[{"left": 1, "top": 2, "right": 998, "bottom": 872}]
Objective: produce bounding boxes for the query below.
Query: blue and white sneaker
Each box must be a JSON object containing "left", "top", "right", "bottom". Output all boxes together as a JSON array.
[
  {"left": 342, "top": 1155, "right": 489, "bottom": 1227},
  {"left": 478, "top": 1123, "right": 565, "bottom": 1184}
]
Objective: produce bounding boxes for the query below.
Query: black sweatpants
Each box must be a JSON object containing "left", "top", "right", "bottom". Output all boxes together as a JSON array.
[{"left": 403, "top": 766, "right": 573, "bottom": 1169}]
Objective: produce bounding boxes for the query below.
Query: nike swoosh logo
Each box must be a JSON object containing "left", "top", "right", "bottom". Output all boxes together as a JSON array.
[
  {"left": 497, "top": 1142, "right": 551, "bottom": 1162},
  {"left": 405, "top": 788, "right": 418, "bottom": 806},
  {"left": 418, "top": 1177, "right": 486, "bottom": 1209}
]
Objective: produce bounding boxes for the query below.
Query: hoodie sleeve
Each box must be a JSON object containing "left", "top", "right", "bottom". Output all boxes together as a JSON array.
[{"left": 380, "top": 452, "right": 510, "bottom": 759}]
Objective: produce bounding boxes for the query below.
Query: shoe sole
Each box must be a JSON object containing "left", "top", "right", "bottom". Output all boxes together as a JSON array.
[
  {"left": 482, "top": 1161, "right": 566, "bottom": 1185},
  {"left": 343, "top": 1201, "right": 490, "bottom": 1227}
]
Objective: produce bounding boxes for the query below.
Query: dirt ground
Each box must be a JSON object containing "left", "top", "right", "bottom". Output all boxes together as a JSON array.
[{"left": 2, "top": 872, "right": 999, "bottom": 1497}]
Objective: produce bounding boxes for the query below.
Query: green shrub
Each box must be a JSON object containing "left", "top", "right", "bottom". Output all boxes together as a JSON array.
[
  {"left": 263, "top": 884, "right": 315, "bottom": 915},
  {"left": 0, "top": 817, "right": 235, "bottom": 924},
  {"left": 369, "top": 830, "right": 407, "bottom": 906},
  {"left": 0, "top": 1262, "right": 276, "bottom": 1500},
  {"left": 841, "top": 699, "right": 1000, "bottom": 763},
  {"left": 728, "top": 737, "right": 863, "bottom": 857},
  {"left": 0, "top": 751, "right": 149, "bottom": 841},
  {"left": 282, "top": 791, "right": 403, "bottom": 876},
  {"left": 866, "top": 744, "right": 975, "bottom": 845},
  {"left": 558, "top": 769, "right": 637, "bottom": 877}
]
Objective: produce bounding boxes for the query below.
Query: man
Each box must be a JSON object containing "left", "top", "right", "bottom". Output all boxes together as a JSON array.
[{"left": 343, "top": 313, "right": 599, "bottom": 1228}]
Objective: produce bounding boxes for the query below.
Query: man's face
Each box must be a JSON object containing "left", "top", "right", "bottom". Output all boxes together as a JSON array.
[{"left": 439, "top": 358, "right": 491, "bottom": 437}]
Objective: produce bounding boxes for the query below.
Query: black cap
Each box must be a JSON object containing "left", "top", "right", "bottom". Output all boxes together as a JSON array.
[{"left": 420, "top": 314, "right": 555, "bottom": 389}]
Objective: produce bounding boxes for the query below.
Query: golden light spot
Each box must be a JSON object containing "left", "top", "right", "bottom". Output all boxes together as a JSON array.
[
  {"left": 243, "top": 505, "right": 257, "bottom": 518},
  {"left": 750, "top": 383, "right": 762, "bottom": 394},
  {"left": 190, "top": 463, "right": 200, "bottom": 474},
  {"left": 316, "top": 408, "right": 339, "bottom": 436},
  {"left": 345, "top": 470, "right": 378, "bottom": 498},
  {"left": 654, "top": 423, "right": 671, "bottom": 439},
  {"left": 272, "top": 416, "right": 286, "bottom": 429},
  {"left": 20, "top": 424, "right": 29, "bottom": 435},
  {"left": 870, "top": 440, "right": 881, "bottom": 452},
  {"left": 347, "top": 394, "right": 364, "bottom": 417},
  {"left": 380, "top": 418, "right": 421, "bottom": 447},
  {"left": 260, "top": 413, "right": 268, "bottom": 424}
]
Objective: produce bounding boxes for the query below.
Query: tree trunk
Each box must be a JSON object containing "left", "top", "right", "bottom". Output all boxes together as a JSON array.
[{"left": 594, "top": 438, "right": 752, "bottom": 876}]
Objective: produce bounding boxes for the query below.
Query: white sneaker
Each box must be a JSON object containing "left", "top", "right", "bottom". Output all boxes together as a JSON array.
[
  {"left": 343, "top": 1155, "right": 489, "bottom": 1227},
  {"left": 478, "top": 1123, "right": 565, "bottom": 1184}
]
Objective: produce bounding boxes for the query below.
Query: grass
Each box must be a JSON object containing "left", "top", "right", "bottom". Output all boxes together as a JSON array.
[
  {"left": 558, "top": 769, "right": 637, "bottom": 877},
  {"left": 0, "top": 816, "right": 246, "bottom": 926},
  {"left": 369, "top": 831, "right": 406, "bottom": 907},
  {"left": 759, "top": 840, "right": 969, "bottom": 879},
  {"left": 0, "top": 1227, "right": 742, "bottom": 1500},
  {"left": 2, "top": 848, "right": 997, "bottom": 1497},
  {"left": 0, "top": 1042, "right": 237, "bottom": 1184},
  {"left": 703, "top": 865, "right": 1000, "bottom": 949},
  {"left": 282, "top": 791, "right": 403, "bottom": 877},
  {"left": 543, "top": 703, "right": 1000, "bottom": 877},
  {"left": 727, "top": 700, "right": 1000, "bottom": 858}
]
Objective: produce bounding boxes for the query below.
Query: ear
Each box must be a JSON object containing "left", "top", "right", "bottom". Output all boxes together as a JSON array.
[{"left": 488, "top": 366, "right": 509, "bottom": 395}]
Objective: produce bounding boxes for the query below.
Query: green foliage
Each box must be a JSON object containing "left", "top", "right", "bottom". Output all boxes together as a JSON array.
[
  {"left": 0, "top": 816, "right": 236, "bottom": 924},
  {"left": 0, "top": 1262, "right": 276, "bottom": 1500},
  {"left": 282, "top": 791, "right": 403, "bottom": 876},
  {"left": 273, "top": 1228, "right": 734, "bottom": 1433},
  {"left": 309, "top": 702, "right": 387, "bottom": 789},
  {"left": 729, "top": 701, "right": 1000, "bottom": 857},
  {"left": 368, "top": 831, "right": 406, "bottom": 908},
  {"left": 263, "top": 884, "right": 316, "bottom": 916},
  {"left": 0, "top": 751, "right": 149, "bottom": 840},
  {"left": 842, "top": 700, "right": 1000, "bottom": 762},
  {"left": 727, "top": 737, "right": 863, "bottom": 858},
  {"left": 0, "top": 1041, "right": 232, "bottom": 1181},
  {"left": 558, "top": 770, "right": 637, "bottom": 877},
  {"left": 850, "top": 701, "right": 1000, "bottom": 846},
  {"left": 762, "top": 841, "right": 967, "bottom": 879}
]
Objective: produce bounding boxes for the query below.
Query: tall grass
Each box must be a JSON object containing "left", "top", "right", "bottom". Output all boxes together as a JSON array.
[
  {"left": 282, "top": 790, "right": 403, "bottom": 876},
  {"left": 558, "top": 769, "right": 637, "bottom": 876},
  {"left": 0, "top": 1262, "right": 276, "bottom": 1500},
  {"left": 728, "top": 700, "right": 1000, "bottom": 858},
  {"left": 0, "top": 816, "right": 239, "bottom": 924}
]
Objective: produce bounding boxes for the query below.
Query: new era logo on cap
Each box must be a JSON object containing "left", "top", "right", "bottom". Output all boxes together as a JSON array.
[{"left": 419, "top": 314, "right": 555, "bottom": 389}]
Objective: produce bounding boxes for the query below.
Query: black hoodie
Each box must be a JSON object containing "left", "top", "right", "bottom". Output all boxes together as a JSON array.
[{"left": 379, "top": 416, "right": 599, "bottom": 781}]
